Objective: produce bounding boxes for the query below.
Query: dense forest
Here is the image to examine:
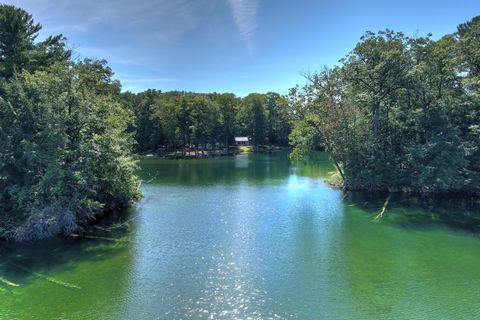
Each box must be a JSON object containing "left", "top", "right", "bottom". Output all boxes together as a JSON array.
[
  {"left": 0, "top": 4, "right": 479, "bottom": 241},
  {"left": 0, "top": 5, "right": 142, "bottom": 240},
  {"left": 289, "top": 17, "right": 480, "bottom": 195},
  {"left": 122, "top": 90, "right": 291, "bottom": 155}
]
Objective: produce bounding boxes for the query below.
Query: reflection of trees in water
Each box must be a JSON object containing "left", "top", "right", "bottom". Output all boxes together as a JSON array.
[
  {"left": 138, "top": 152, "right": 337, "bottom": 186},
  {"left": 138, "top": 153, "right": 292, "bottom": 186},
  {"left": 292, "top": 152, "right": 337, "bottom": 179},
  {"left": 344, "top": 192, "right": 480, "bottom": 233}
]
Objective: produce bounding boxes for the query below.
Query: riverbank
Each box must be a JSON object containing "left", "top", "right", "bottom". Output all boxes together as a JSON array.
[
  {"left": 140, "top": 145, "right": 289, "bottom": 159},
  {"left": 325, "top": 171, "right": 480, "bottom": 197}
]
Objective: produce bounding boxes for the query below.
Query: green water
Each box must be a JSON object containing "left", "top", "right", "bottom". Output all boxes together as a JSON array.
[{"left": 1, "top": 152, "right": 480, "bottom": 319}]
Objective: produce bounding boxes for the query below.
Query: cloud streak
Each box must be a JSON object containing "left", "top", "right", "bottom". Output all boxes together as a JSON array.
[
  {"left": 7, "top": 0, "right": 201, "bottom": 42},
  {"left": 228, "top": 0, "right": 258, "bottom": 53}
]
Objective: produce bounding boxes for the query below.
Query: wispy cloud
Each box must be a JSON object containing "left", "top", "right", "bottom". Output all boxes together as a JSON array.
[
  {"left": 8, "top": 0, "right": 201, "bottom": 42},
  {"left": 228, "top": 0, "right": 259, "bottom": 53},
  {"left": 4, "top": 0, "right": 262, "bottom": 93}
]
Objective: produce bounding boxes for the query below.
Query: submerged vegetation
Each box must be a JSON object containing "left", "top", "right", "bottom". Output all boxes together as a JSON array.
[
  {"left": 288, "top": 17, "right": 480, "bottom": 195},
  {"left": 0, "top": 4, "right": 478, "bottom": 241}
]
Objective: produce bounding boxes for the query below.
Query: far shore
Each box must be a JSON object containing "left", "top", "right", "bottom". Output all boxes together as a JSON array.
[{"left": 139, "top": 145, "right": 290, "bottom": 159}]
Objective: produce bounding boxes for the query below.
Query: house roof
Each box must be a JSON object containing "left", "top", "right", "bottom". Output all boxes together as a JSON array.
[{"left": 234, "top": 137, "right": 249, "bottom": 142}]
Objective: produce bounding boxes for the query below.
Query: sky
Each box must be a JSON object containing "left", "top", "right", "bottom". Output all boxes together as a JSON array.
[{"left": 4, "top": 0, "right": 480, "bottom": 96}]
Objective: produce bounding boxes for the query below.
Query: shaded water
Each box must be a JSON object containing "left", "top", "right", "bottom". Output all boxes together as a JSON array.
[{"left": 1, "top": 152, "right": 480, "bottom": 319}]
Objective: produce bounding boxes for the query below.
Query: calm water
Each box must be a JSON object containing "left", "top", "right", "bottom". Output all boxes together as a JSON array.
[{"left": 1, "top": 152, "right": 480, "bottom": 319}]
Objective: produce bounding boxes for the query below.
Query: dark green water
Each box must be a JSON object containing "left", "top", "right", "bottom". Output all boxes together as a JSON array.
[{"left": 1, "top": 152, "right": 480, "bottom": 319}]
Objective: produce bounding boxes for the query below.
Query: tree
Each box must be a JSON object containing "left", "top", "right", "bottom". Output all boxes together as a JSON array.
[
  {"left": 0, "top": 61, "right": 141, "bottom": 240},
  {"left": 266, "top": 92, "right": 291, "bottom": 146},
  {"left": 287, "top": 68, "right": 356, "bottom": 183},
  {"left": 342, "top": 30, "right": 410, "bottom": 141},
  {"left": 288, "top": 19, "right": 480, "bottom": 195},
  {"left": 238, "top": 93, "right": 267, "bottom": 145},
  {"left": 455, "top": 16, "right": 480, "bottom": 191},
  {"left": 0, "top": 5, "right": 70, "bottom": 79},
  {"left": 215, "top": 93, "right": 238, "bottom": 147},
  {"left": 127, "top": 89, "right": 163, "bottom": 152},
  {"left": 189, "top": 95, "right": 214, "bottom": 155}
]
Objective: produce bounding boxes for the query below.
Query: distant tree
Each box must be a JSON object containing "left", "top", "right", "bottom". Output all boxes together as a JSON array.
[
  {"left": 128, "top": 89, "right": 163, "bottom": 152},
  {"left": 238, "top": 93, "right": 267, "bottom": 145},
  {"left": 214, "top": 93, "right": 238, "bottom": 147},
  {"left": 266, "top": 92, "right": 291, "bottom": 146},
  {"left": 154, "top": 93, "right": 180, "bottom": 152}
]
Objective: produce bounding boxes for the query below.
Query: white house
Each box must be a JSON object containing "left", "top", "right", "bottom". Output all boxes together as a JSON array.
[{"left": 234, "top": 136, "right": 250, "bottom": 146}]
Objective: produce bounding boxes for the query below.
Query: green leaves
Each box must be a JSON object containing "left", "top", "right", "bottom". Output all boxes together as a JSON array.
[
  {"left": 0, "top": 60, "right": 141, "bottom": 240},
  {"left": 288, "top": 18, "right": 480, "bottom": 195},
  {"left": 0, "top": 5, "right": 69, "bottom": 79},
  {"left": 125, "top": 90, "right": 290, "bottom": 154},
  {"left": 0, "top": 5, "right": 139, "bottom": 240}
]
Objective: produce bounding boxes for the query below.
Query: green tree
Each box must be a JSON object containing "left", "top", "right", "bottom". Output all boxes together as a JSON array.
[
  {"left": 0, "top": 5, "right": 70, "bottom": 79},
  {"left": 238, "top": 93, "right": 267, "bottom": 145},
  {"left": 266, "top": 92, "right": 291, "bottom": 146},
  {"left": 215, "top": 93, "right": 238, "bottom": 147},
  {"left": 0, "top": 61, "right": 141, "bottom": 240},
  {"left": 288, "top": 19, "right": 480, "bottom": 195}
]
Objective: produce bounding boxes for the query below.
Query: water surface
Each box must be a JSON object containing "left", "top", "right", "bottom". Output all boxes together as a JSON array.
[{"left": 1, "top": 152, "right": 480, "bottom": 319}]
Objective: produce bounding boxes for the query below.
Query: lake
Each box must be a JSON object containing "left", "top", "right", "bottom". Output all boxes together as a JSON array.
[{"left": 1, "top": 152, "right": 480, "bottom": 319}]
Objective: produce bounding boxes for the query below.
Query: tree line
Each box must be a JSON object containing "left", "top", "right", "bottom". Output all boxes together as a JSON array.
[
  {"left": 288, "top": 17, "right": 480, "bottom": 195},
  {"left": 121, "top": 90, "right": 291, "bottom": 155}
]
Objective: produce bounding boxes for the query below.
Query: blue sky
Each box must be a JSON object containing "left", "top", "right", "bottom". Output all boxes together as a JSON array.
[{"left": 5, "top": 0, "right": 480, "bottom": 96}]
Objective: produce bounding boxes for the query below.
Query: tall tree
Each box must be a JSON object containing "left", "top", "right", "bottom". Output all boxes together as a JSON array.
[
  {"left": 266, "top": 92, "right": 291, "bottom": 146},
  {"left": 238, "top": 93, "right": 267, "bottom": 145},
  {"left": 288, "top": 19, "right": 480, "bottom": 194},
  {"left": 0, "top": 5, "right": 70, "bottom": 79},
  {"left": 215, "top": 93, "right": 238, "bottom": 147}
]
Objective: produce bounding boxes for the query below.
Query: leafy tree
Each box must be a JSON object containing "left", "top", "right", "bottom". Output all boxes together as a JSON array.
[
  {"left": 128, "top": 89, "right": 163, "bottom": 152},
  {"left": 214, "top": 93, "right": 238, "bottom": 147},
  {"left": 128, "top": 91, "right": 289, "bottom": 155},
  {"left": 0, "top": 6, "right": 140, "bottom": 240},
  {"left": 0, "top": 5, "right": 70, "bottom": 79},
  {"left": 266, "top": 92, "right": 291, "bottom": 146},
  {"left": 237, "top": 93, "right": 268, "bottom": 145},
  {"left": 0, "top": 61, "right": 141, "bottom": 240},
  {"left": 289, "top": 17, "right": 480, "bottom": 194},
  {"left": 455, "top": 16, "right": 480, "bottom": 191}
]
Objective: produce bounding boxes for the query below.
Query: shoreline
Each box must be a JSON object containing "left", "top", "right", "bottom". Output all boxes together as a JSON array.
[
  {"left": 138, "top": 145, "right": 290, "bottom": 159},
  {"left": 325, "top": 178, "right": 480, "bottom": 198}
]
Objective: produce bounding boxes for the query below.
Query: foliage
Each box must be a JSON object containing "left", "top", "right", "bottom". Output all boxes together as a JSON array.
[
  {"left": 123, "top": 90, "right": 291, "bottom": 153},
  {"left": 0, "top": 5, "right": 70, "bottom": 79},
  {"left": 0, "top": 5, "right": 140, "bottom": 240},
  {"left": 288, "top": 17, "right": 480, "bottom": 194}
]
